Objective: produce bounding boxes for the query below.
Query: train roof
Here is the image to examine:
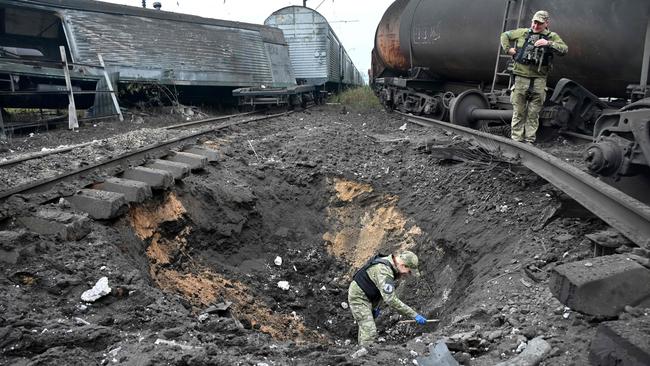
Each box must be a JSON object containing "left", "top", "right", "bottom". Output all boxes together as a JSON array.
[
  {"left": 2, "top": 0, "right": 285, "bottom": 42},
  {"left": 265, "top": 6, "right": 362, "bottom": 75},
  {"left": 0, "top": 0, "right": 294, "bottom": 87}
]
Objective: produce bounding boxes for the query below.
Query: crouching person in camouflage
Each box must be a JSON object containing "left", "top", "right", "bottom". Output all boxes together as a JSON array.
[{"left": 347, "top": 250, "right": 427, "bottom": 345}]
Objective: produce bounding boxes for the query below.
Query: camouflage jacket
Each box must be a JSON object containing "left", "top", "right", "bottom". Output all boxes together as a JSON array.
[
  {"left": 355, "top": 255, "right": 418, "bottom": 318},
  {"left": 500, "top": 28, "right": 568, "bottom": 78}
]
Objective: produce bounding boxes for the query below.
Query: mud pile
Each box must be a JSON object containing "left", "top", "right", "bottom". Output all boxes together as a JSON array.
[{"left": 1, "top": 105, "right": 640, "bottom": 365}]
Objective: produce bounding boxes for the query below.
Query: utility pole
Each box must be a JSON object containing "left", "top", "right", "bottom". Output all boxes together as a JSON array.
[{"left": 303, "top": 0, "right": 307, "bottom": 6}]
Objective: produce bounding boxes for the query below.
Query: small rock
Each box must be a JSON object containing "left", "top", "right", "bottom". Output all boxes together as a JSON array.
[
  {"left": 454, "top": 352, "right": 472, "bottom": 365},
  {"left": 274, "top": 256, "right": 282, "bottom": 266},
  {"left": 277, "top": 281, "right": 290, "bottom": 291},
  {"left": 341, "top": 302, "right": 349, "bottom": 309},
  {"left": 553, "top": 234, "right": 574, "bottom": 243},
  {"left": 521, "top": 326, "right": 538, "bottom": 339},
  {"left": 351, "top": 347, "right": 368, "bottom": 359},
  {"left": 487, "top": 330, "right": 504, "bottom": 341},
  {"left": 631, "top": 247, "right": 650, "bottom": 258}
]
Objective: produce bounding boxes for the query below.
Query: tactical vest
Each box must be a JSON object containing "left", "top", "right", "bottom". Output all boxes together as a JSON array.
[
  {"left": 514, "top": 30, "right": 553, "bottom": 67},
  {"left": 353, "top": 254, "right": 398, "bottom": 302}
]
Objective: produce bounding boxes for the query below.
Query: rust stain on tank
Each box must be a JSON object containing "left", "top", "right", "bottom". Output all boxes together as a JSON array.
[{"left": 374, "top": 0, "right": 410, "bottom": 71}]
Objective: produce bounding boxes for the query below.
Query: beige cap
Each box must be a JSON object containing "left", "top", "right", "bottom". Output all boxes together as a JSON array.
[
  {"left": 398, "top": 250, "right": 420, "bottom": 277},
  {"left": 532, "top": 10, "right": 549, "bottom": 23}
]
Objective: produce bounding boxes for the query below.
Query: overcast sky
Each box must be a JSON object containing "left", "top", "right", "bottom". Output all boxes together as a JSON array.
[{"left": 97, "top": 0, "right": 396, "bottom": 82}]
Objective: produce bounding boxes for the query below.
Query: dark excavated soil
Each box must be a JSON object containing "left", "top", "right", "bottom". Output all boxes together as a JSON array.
[{"left": 0, "top": 104, "right": 642, "bottom": 365}]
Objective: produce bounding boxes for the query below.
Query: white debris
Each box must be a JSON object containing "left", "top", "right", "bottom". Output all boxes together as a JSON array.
[
  {"left": 410, "top": 350, "right": 419, "bottom": 357},
  {"left": 73, "top": 317, "right": 91, "bottom": 326},
  {"left": 399, "top": 123, "right": 407, "bottom": 131},
  {"left": 81, "top": 277, "right": 111, "bottom": 302},
  {"left": 198, "top": 313, "right": 209, "bottom": 322},
  {"left": 277, "top": 281, "right": 290, "bottom": 291},
  {"left": 412, "top": 360, "right": 419, "bottom": 365},
  {"left": 341, "top": 302, "right": 349, "bottom": 309},
  {"left": 516, "top": 341, "right": 527, "bottom": 353},
  {"left": 274, "top": 256, "right": 283, "bottom": 266},
  {"left": 154, "top": 339, "right": 203, "bottom": 351},
  {"left": 584, "top": 262, "right": 593, "bottom": 267},
  {"left": 351, "top": 347, "right": 368, "bottom": 359},
  {"left": 108, "top": 347, "right": 121, "bottom": 357}
]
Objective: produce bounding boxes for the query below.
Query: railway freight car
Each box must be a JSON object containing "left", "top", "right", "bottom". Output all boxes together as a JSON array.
[
  {"left": 372, "top": 0, "right": 650, "bottom": 182},
  {"left": 232, "top": 5, "right": 364, "bottom": 108},
  {"left": 0, "top": 0, "right": 296, "bottom": 110}
]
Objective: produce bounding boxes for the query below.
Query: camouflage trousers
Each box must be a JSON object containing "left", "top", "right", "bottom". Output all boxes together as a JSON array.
[
  {"left": 510, "top": 76, "right": 546, "bottom": 142},
  {"left": 348, "top": 281, "right": 377, "bottom": 346}
]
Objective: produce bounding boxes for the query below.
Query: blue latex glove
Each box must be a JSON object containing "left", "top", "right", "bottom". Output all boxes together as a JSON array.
[
  {"left": 372, "top": 307, "right": 381, "bottom": 319},
  {"left": 415, "top": 314, "right": 427, "bottom": 325}
]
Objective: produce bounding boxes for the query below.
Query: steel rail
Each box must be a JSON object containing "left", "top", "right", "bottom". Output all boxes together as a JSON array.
[
  {"left": 398, "top": 112, "right": 650, "bottom": 248},
  {"left": 0, "top": 111, "right": 257, "bottom": 168},
  {"left": 0, "top": 110, "right": 292, "bottom": 203}
]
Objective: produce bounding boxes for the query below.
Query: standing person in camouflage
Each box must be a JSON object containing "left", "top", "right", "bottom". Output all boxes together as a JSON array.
[
  {"left": 500, "top": 10, "right": 568, "bottom": 143},
  {"left": 347, "top": 250, "right": 427, "bottom": 346}
]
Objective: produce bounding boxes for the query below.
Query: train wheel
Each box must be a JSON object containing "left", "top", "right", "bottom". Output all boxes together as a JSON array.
[{"left": 449, "top": 90, "right": 489, "bottom": 129}]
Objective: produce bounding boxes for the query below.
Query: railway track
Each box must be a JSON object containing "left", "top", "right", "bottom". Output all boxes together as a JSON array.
[
  {"left": 0, "top": 110, "right": 294, "bottom": 220},
  {"left": 397, "top": 111, "right": 650, "bottom": 249}
]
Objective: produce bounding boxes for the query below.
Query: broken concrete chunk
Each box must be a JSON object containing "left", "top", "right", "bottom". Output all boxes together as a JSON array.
[
  {"left": 277, "top": 281, "right": 290, "bottom": 291},
  {"left": 416, "top": 340, "right": 459, "bottom": 366},
  {"left": 589, "top": 316, "right": 650, "bottom": 366},
  {"left": 81, "top": 277, "right": 112, "bottom": 302},
  {"left": 0, "top": 230, "right": 32, "bottom": 264},
  {"left": 494, "top": 337, "right": 551, "bottom": 366},
  {"left": 550, "top": 254, "right": 650, "bottom": 316},
  {"left": 203, "top": 301, "right": 232, "bottom": 315},
  {"left": 18, "top": 209, "right": 91, "bottom": 240}
]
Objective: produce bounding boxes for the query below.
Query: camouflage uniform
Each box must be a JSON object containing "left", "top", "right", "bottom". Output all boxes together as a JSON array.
[
  {"left": 500, "top": 14, "right": 568, "bottom": 142},
  {"left": 347, "top": 251, "right": 420, "bottom": 345}
]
